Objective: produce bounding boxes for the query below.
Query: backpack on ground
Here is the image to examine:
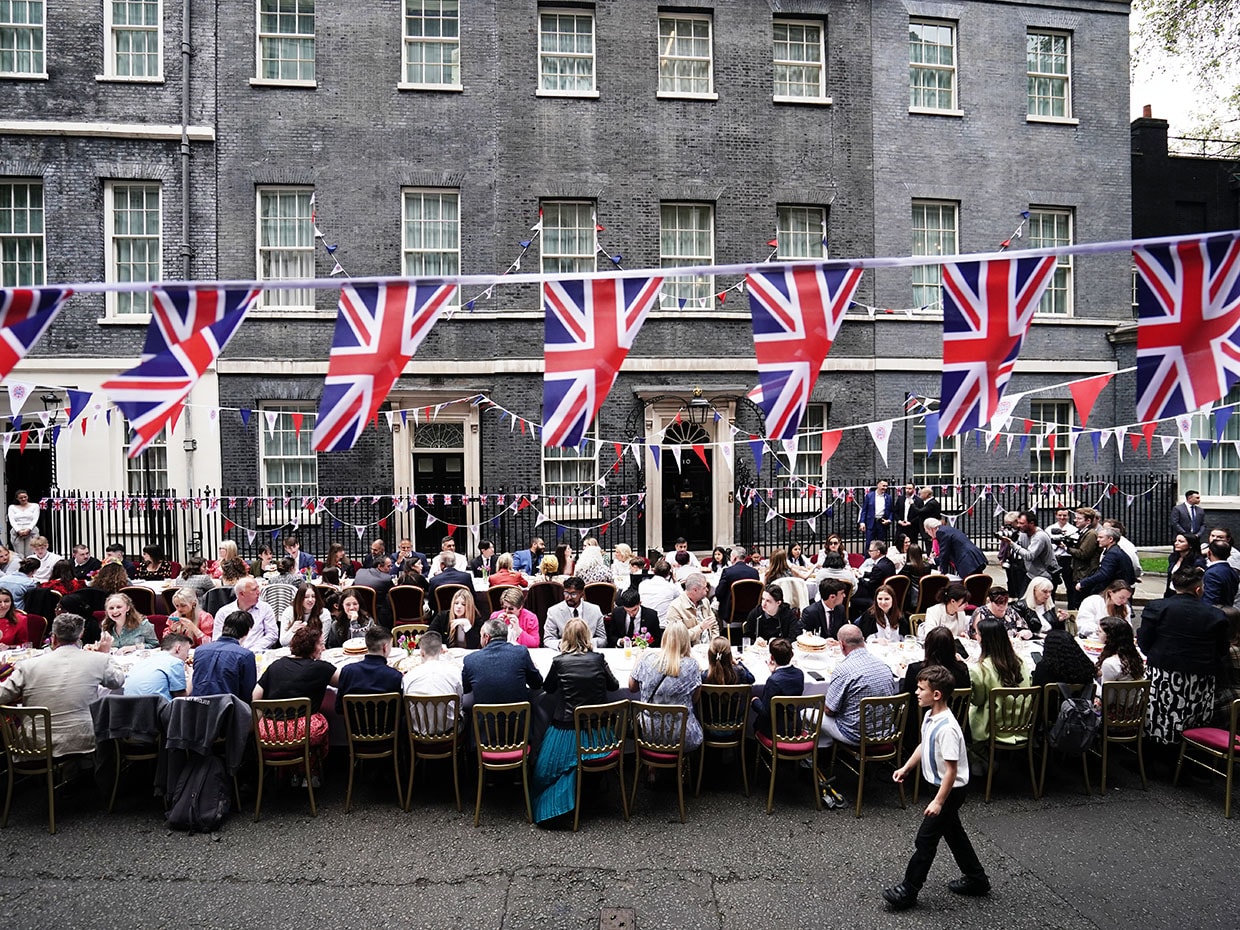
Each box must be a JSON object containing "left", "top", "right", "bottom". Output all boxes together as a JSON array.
[
  {"left": 1047, "top": 683, "right": 1098, "bottom": 756},
  {"left": 165, "top": 754, "right": 231, "bottom": 833}
]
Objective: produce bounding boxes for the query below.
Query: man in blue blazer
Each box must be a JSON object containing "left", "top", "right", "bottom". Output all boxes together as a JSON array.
[
  {"left": 1075, "top": 527, "right": 1137, "bottom": 596},
  {"left": 462, "top": 618, "right": 544, "bottom": 705},
  {"left": 1201, "top": 540, "right": 1239, "bottom": 608},
  {"left": 859, "top": 480, "right": 894, "bottom": 548},
  {"left": 715, "top": 545, "right": 760, "bottom": 622},
  {"left": 925, "top": 519, "right": 987, "bottom": 578}
]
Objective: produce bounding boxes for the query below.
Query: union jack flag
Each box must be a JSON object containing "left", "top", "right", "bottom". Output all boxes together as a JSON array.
[
  {"left": 542, "top": 276, "right": 663, "bottom": 448},
  {"left": 1135, "top": 232, "right": 1240, "bottom": 421},
  {"left": 0, "top": 287, "right": 73, "bottom": 381},
  {"left": 745, "top": 264, "right": 863, "bottom": 440},
  {"left": 103, "top": 286, "right": 260, "bottom": 456},
  {"left": 938, "top": 256, "right": 1058, "bottom": 437},
  {"left": 312, "top": 281, "right": 456, "bottom": 452}
]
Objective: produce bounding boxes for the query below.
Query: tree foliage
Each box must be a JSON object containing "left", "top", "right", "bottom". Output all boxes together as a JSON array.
[{"left": 1135, "top": 0, "right": 1240, "bottom": 133}]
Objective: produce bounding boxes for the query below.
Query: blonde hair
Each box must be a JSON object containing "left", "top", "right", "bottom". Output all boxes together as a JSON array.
[
  {"left": 539, "top": 554, "right": 559, "bottom": 576},
  {"left": 500, "top": 586, "right": 525, "bottom": 609},
  {"left": 654, "top": 622, "right": 691, "bottom": 677},
  {"left": 560, "top": 618, "right": 592, "bottom": 655},
  {"left": 217, "top": 540, "right": 238, "bottom": 561},
  {"left": 450, "top": 588, "right": 476, "bottom": 620},
  {"left": 613, "top": 543, "right": 633, "bottom": 562},
  {"left": 172, "top": 586, "right": 200, "bottom": 611},
  {"left": 496, "top": 552, "right": 514, "bottom": 572}
]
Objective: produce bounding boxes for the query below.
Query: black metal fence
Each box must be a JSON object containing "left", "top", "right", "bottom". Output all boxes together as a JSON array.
[
  {"left": 37, "top": 487, "right": 647, "bottom": 565},
  {"left": 734, "top": 472, "right": 1178, "bottom": 554}
]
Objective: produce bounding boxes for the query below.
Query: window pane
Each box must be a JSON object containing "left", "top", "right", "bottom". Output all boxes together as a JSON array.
[
  {"left": 773, "top": 20, "right": 823, "bottom": 99},
  {"left": 110, "top": 182, "right": 161, "bottom": 316},
  {"left": 541, "top": 201, "right": 596, "bottom": 275},
  {"left": 0, "top": 0, "right": 45, "bottom": 75},
  {"left": 1029, "top": 401, "right": 1072, "bottom": 482},
  {"left": 403, "top": 189, "right": 460, "bottom": 284},
  {"left": 259, "top": 0, "right": 315, "bottom": 82},
  {"left": 261, "top": 408, "right": 318, "bottom": 497},
  {"left": 404, "top": 0, "right": 460, "bottom": 85},
  {"left": 909, "top": 21, "right": 956, "bottom": 110},
  {"left": 0, "top": 180, "right": 44, "bottom": 286},
  {"left": 660, "top": 203, "right": 714, "bottom": 307},
  {"left": 1027, "top": 208, "right": 1073, "bottom": 315},
  {"left": 777, "top": 205, "right": 826, "bottom": 259},
  {"left": 111, "top": 0, "right": 160, "bottom": 77},
  {"left": 542, "top": 423, "right": 599, "bottom": 495},
  {"left": 658, "top": 16, "right": 712, "bottom": 95},
  {"left": 911, "top": 201, "right": 957, "bottom": 310},
  {"left": 539, "top": 12, "right": 594, "bottom": 92},
  {"left": 1027, "top": 31, "right": 1069, "bottom": 117},
  {"left": 258, "top": 188, "right": 315, "bottom": 308}
]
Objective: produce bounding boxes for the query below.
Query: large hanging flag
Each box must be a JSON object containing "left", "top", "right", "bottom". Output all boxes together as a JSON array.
[
  {"left": 938, "top": 255, "right": 1058, "bottom": 436},
  {"left": 542, "top": 275, "right": 663, "bottom": 448},
  {"left": 313, "top": 281, "right": 456, "bottom": 452},
  {"left": 103, "top": 286, "right": 261, "bottom": 456},
  {"left": 0, "top": 287, "right": 72, "bottom": 382},
  {"left": 746, "top": 264, "right": 863, "bottom": 440},
  {"left": 1134, "top": 231, "right": 1240, "bottom": 421}
]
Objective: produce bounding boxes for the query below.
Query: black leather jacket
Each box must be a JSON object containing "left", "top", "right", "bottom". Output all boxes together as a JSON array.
[{"left": 543, "top": 652, "right": 619, "bottom": 726}]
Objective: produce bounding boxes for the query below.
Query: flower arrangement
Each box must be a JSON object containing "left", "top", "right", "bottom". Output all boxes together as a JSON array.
[
  {"left": 632, "top": 628, "right": 653, "bottom": 649},
  {"left": 395, "top": 632, "right": 420, "bottom": 655}
]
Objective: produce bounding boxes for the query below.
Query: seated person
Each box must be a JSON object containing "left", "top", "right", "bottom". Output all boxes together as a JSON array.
[
  {"left": 335, "top": 625, "right": 403, "bottom": 702},
  {"left": 849, "top": 540, "right": 897, "bottom": 618},
  {"left": 134, "top": 544, "right": 174, "bottom": 581},
  {"left": 252, "top": 626, "right": 340, "bottom": 784},
  {"left": 123, "top": 632, "right": 192, "bottom": 701},
  {"left": 859, "top": 584, "right": 909, "bottom": 642},
  {"left": 430, "top": 586, "right": 482, "bottom": 649},
  {"left": 628, "top": 622, "right": 703, "bottom": 751},
  {"left": 801, "top": 578, "right": 849, "bottom": 639},
  {"left": 488, "top": 585, "right": 539, "bottom": 649},
  {"left": 751, "top": 638, "right": 804, "bottom": 738},
  {"left": 744, "top": 584, "right": 801, "bottom": 642},
  {"left": 607, "top": 586, "right": 661, "bottom": 648},
  {"left": 1030, "top": 629, "right": 1097, "bottom": 688},
  {"left": 403, "top": 630, "right": 465, "bottom": 734},
  {"left": 102, "top": 592, "right": 159, "bottom": 649},
  {"left": 818, "top": 624, "right": 897, "bottom": 746},
  {"left": 188, "top": 611, "right": 257, "bottom": 701},
  {"left": 166, "top": 586, "right": 215, "bottom": 645},
  {"left": 487, "top": 552, "right": 529, "bottom": 589}
]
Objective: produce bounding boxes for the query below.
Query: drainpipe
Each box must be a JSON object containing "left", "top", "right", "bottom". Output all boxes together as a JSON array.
[{"left": 180, "top": 0, "right": 195, "bottom": 492}]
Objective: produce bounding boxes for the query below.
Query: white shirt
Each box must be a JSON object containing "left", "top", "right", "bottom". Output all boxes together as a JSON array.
[
  {"left": 1074, "top": 595, "right": 1133, "bottom": 638},
  {"left": 919, "top": 708, "right": 969, "bottom": 788},
  {"left": 638, "top": 575, "right": 682, "bottom": 627},
  {"left": 32, "top": 550, "right": 62, "bottom": 582},
  {"left": 427, "top": 552, "right": 468, "bottom": 578},
  {"left": 403, "top": 659, "right": 464, "bottom": 731},
  {"left": 7, "top": 502, "right": 39, "bottom": 533},
  {"left": 212, "top": 598, "right": 279, "bottom": 650},
  {"left": 1115, "top": 536, "right": 1143, "bottom": 579}
]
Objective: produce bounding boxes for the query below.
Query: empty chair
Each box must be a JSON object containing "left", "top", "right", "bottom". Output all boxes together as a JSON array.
[
  {"left": 90, "top": 693, "right": 168, "bottom": 813},
  {"left": 0, "top": 706, "right": 57, "bottom": 833},
  {"left": 755, "top": 694, "right": 825, "bottom": 814},
  {"left": 696, "top": 684, "right": 751, "bottom": 797},
  {"left": 260, "top": 582, "right": 298, "bottom": 618},
  {"left": 724, "top": 578, "right": 764, "bottom": 645},
  {"left": 252, "top": 698, "right": 318, "bottom": 821},
  {"left": 524, "top": 582, "right": 564, "bottom": 636},
  {"left": 1093, "top": 679, "right": 1151, "bottom": 794},
  {"left": 472, "top": 702, "right": 533, "bottom": 826},
  {"left": 388, "top": 585, "right": 426, "bottom": 625},
  {"left": 120, "top": 586, "right": 158, "bottom": 616},
  {"left": 884, "top": 575, "right": 911, "bottom": 614},
  {"left": 962, "top": 573, "right": 992, "bottom": 610},
  {"left": 630, "top": 700, "right": 691, "bottom": 823},
  {"left": 1175, "top": 697, "right": 1240, "bottom": 818},
  {"left": 24, "top": 614, "right": 47, "bottom": 649},
  {"left": 341, "top": 692, "right": 404, "bottom": 812},
  {"left": 571, "top": 700, "right": 629, "bottom": 831},
  {"left": 406, "top": 693, "right": 463, "bottom": 812},
  {"left": 915, "top": 575, "right": 949, "bottom": 614},
  {"left": 161, "top": 588, "right": 178, "bottom": 615},
  {"left": 582, "top": 582, "right": 617, "bottom": 615},
  {"left": 983, "top": 686, "right": 1041, "bottom": 802},
  {"left": 830, "top": 693, "right": 911, "bottom": 817}
]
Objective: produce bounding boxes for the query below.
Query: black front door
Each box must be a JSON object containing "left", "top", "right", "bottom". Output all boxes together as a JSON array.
[
  {"left": 661, "top": 423, "right": 712, "bottom": 550},
  {"left": 413, "top": 452, "right": 466, "bottom": 554}
]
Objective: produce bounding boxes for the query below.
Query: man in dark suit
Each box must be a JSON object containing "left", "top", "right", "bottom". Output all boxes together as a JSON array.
[
  {"left": 1172, "top": 490, "right": 1207, "bottom": 539},
  {"left": 925, "top": 519, "right": 987, "bottom": 578},
  {"left": 894, "top": 483, "right": 921, "bottom": 543},
  {"left": 1201, "top": 540, "right": 1239, "bottom": 608},
  {"left": 426, "top": 554, "right": 474, "bottom": 609},
  {"left": 467, "top": 540, "right": 496, "bottom": 576},
  {"left": 606, "top": 587, "right": 662, "bottom": 647},
  {"left": 353, "top": 556, "right": 396, "bottom": 625},
  {"left": 914, "top": 488, "right": 942, "bottom": 549},
  {"left": 361, "top": 538, "right": 387, "bottom": 570},
  {"left": 801, "top": 578, "right": 849, "bottom": 639},
  {"left": 335, "top": 626, "right": 403, "bottom": 702},
  {"left": 1075, "top": 526, "right": 1136, "bottom": 596},
  {"left": 850, "top": 540, "right": 897, "bottom": 618},
  {"left": 859, "top": 479, "right": 893, "bottom": 548},
  {"left": 715, "top": 545, "right": 760, "bottom": 622},
  {"left": 462, "top": 618, "right": 544, "bottom": 705}
]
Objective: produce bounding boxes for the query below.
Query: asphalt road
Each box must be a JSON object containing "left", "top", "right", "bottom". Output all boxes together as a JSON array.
[{"left": 1, "top": 742, "right": 1235, "bottom": 930}]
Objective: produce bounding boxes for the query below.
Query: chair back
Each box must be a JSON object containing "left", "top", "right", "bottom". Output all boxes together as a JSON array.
[
  {"left": 24, "top": 613, "right": 47, "bottom": 647},
  {"left": 916, "top": 574, "right": 949, "bottom": 613},
  {"left": 342, "top": 692, "right": 402, "bottom": 747},
  {"left": 847, "top": 552, "right": 866, "bottom": 569},
  {"left": 698, "top": 683, "right": 751, "bottom": 743},
  {"left": 0, "top": 704, "right": 52, "bottom": 762},
  {"left": 727, "top": 578, "right": 765, "bottom": 624},
  {"left": 908, "top": 613, "right": 926, "bottom": 638},
  {"left": 252, "top": 698, "right": 313, "bottom": 751},
  {"left": 583, "top": 582, "right": 617, "bottom": 615},
  {"left": 523, "top": 582, "right": 564, "bottom": 629},
  {"left": 884, "top": 575, "right": 911, "bottom": 612},
  {"left": 387, "top": 585, "right": 425, "bottom": 624},
  {"left": 631, "top": 699, "right": 688, "bottom": 759},
  {"left": 1060, "top": 609, "right": 1079, "bottom": 637},
  {"left": 773, "top": 576, "right": 808, "bottom": 612},
  {"left": 161, "top": 588, "right": 178, "bottom": 615},
  {"left": 406, "top": 693, "right": 461, "bottom": 743},
  {"left": 1041, "top": 681, "right": 1091, "bottom": 730},
  {"left": 857, "top": 694, "right": 910, "bottom": 750},
  {"left": 433, "top": 583, "right": 472, "bottom": 614},
  {"left": 472, "top": 702, "right": 532, "bottom": 767},
  {"left": 962, "top": 573, "right": 992, "bottom": 609},
  {"left": 23, "top": 587, "right": 60, "bottom": 622},
  {"left": 202, "top": 586, "right": 235, "bottom": 616},
  {"left": 573, "top": 700, "right": 628, "bottom": 766},
  {"left": 120, "top": 586, "right": 157, "bottom": 615},
  {"left": 260, "top": 582, "right": 298, "bottom": 617},
  {"left": 344, "top": 585, "right": 378, "bottom": 618},
  {"left": 1100, "top": 679, "right": 1150, "bottom": 736},
  {"left": 488, "top": 585, "right": 518, "bottom": 615},
  {"left": 391, "top": 623, "right": 429, "bottom": 645},
  {"left": 989, "top": 686, "right": 1041, "bottom": 744},
  {"left": 949, "top": 686, "right": 972, "bottom": 730},
  {"left": 148, "top": 614, "right": 169, "bottom": 641},
  {"left": 768, "top": 694, "right": 825, "bottom": 750}
]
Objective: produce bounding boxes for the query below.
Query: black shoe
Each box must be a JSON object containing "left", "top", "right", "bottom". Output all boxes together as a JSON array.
[
  {"left": 948, "top": 877, "right": 991, "bottom": 897},
  {"left": 882, "top": 884, "right": 918, "bottom": 910}
]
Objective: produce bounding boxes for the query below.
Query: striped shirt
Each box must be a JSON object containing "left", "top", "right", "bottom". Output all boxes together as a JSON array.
[{"left": 920, "top": 708, "right": 969, "bottom": 788}]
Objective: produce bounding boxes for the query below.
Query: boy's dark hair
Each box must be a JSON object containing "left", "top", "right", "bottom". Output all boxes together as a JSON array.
[
  {"left": 161, "top": 632, "right": 193, "bottom": 651},
  {"left": 617, "top": 587, "right": 641, "bottom": 609},
  {"left": 674, "top": 550, "right": 691, "bottom": 566},
  {"left": 916, "top": 663, "right": 956, "bottom": 698},
  {"left": 769, "top": 637, "right": 793, "bottom": 666},
  {"left": 819, "top": 578, "right": 849, "bottom": 599},
  {"left": 764, "top": 583, "right": 784, "bottom": 603},
  {"left": 221, "top": 610, "right": 254, "bottom": 640},
  {"left": 365, "top": 626, "right": 391, "bottom": 651}
]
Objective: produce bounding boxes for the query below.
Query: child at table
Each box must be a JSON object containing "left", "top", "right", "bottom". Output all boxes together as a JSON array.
[{"left": 884, "top": 664, "right": 990, "bottom": 910}]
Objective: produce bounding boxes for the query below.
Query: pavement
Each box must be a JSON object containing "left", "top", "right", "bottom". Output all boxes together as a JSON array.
[{"left": 1, "top": 740, "right": 1235, "bottom": 930}]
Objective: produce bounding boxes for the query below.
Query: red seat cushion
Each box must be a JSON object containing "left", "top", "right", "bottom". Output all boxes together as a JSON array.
[
  {"left": 639, "top": 748, "right": 680, "bottom": 763},
  {"left": 867, "top": 742, "right": 897, "bottom": 756},
  {"left": 481, "top": 747, "right": 528, "bottom": 764},
  {"left": 756, "top": 730, "right": 814, "bottom": 753},
  {"left": 1184, "top": 727, "right": 1240, "bottom": 752}
]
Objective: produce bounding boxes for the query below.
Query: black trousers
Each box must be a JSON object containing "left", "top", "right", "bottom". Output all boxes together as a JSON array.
[{"left": 902, "top": 784, "right": 986, "bottom": 892}]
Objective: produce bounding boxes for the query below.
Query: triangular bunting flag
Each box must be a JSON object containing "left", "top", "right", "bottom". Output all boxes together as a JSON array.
[
  {"left": 1068, "top": 373, "right": 1114, "bottom": 427},
  {"left": 868, "top": 420, "right": 892, "bottom": 465},
  {"left": 820, "top": 429, "right": 842, "bottom": 465}
]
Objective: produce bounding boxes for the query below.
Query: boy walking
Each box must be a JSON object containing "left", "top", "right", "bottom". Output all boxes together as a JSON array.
[{"left": 883, "top": 665, "right": 990, "bottom": 910}]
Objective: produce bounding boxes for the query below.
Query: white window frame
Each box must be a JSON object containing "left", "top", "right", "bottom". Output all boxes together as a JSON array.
[
  {"left": 542, "top": 421, "right": 599, "bottom": 516},
  {"left": 260, "top": 405, "right": 319, "bottom": 498},
  {"left": 105, "top": 180, "right": 162, "bottom": 318},
  {"left": 912, "top": 405, "right": 960, "bottom": 507},
  {"left": 256, "top": 186, "right": 315, "bottom": 311},
  {"left": 773, "top": 18, "right": 828, "bottom": 104},
  {"left": 537, "top": 9, "right": 597, "bottom": 97},
  {"left": 1027, "top": 207, "right": 1073, "bottom": 316},
  {"left": 1026, "top": 29, "right": 1074, "bottom": 123},
  {"left": 122, "top": 417, "right": 170, "bottom": 494},
  {"left": 254, "top": 0, "right": 315, "bottom": 86},
  {"left": 402, "top": 188, "right": 460, "bottom": 287},
  {"left": 0, "top": 179, "right": 44, "bottom": 287},
  {"left": 776, "top": 205, "right": 827, "bottom": 260},
  {"left": 659, "top": 202, "right": 715, "bottom": 309},
  {"left": 657, "top": 13, "right": 715, "bottom": 100},
  {"left": 1180, "top": 385, "right": 1240, "bottom": 504},
  {"left": 911, "top": 200, "right": 958, "bottom": 312},
  {"left": 772, "top": 404, "right": 829, "bottom": 493},
  {"left": 1029, "top": 400, "right": 1073, "bottom": 485},
  {"left": 908, "top": 19, "right": 959, "bottom": 115},
  {"left": 540, "top": 200, "right": 597, "bottom": 275},
  {"left": 0, "top": 0, "right": 45, "bottom": 78},
  {"left": 401, "top": 0, "right": 460, "bottom": 90},
  {"left": 102, "top": 0, "right": 163, "bottom": 81}
]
